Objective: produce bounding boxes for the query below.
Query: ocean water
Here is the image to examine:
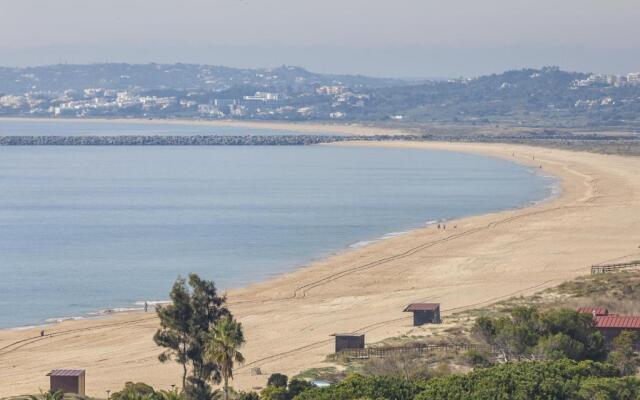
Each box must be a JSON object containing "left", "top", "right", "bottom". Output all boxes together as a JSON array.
[{"left": 0, "top": 142, "right": 554, "bottom": 328}]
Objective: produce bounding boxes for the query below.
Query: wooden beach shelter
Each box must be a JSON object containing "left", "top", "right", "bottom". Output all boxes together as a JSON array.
[
  {"left": 593, "top": 315, "right": 640, "bottom": 343},
  {"left": 47, "top": 369, "right": 86, "bottom": 395},
  {"left": 576, "top": 307, "right": 609, "bottom": 316},
  {"left": 577, "top": 307, "right": 640, "bottom": 343},
  {"left": 404, "top": 303, "right": 441, "bottom": 326},
  {"left": 332, "top": 333, "right": 365, "bottom": 352}
]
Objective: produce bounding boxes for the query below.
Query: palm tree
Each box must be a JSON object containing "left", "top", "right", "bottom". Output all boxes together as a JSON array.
[
  {"left": 206, "top": 316, "right": 245, "bottom": 400},
  {"left": 155, "top": 388, "right": 184, "bottom": 400},
  {"left": 29, "top": 389, "right": 64, "bottom": 400}
]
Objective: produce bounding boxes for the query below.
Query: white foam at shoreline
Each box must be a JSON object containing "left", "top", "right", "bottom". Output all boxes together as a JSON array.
[
  {"left": 44, "top": 316, "right": 87, "bottom": 324},
  {"left": 348, "top": 230, "right": 413, "bottom": 249},
  {"left": 3, "top": 300, "right": 170, "bottom": 331}
]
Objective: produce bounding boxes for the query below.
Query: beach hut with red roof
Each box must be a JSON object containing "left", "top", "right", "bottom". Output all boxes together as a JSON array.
[
  {"left": 578, "top": 306, "right": 640, "bottom": 343},
  {"left": 404, "top": 303, "right": 441, "bottom": 326},
  {"left": 47, "top": 369, "right": 86, "bottom": 395},
  {"left": 576, "top": 307, "right": 609, "bottom": 316},
  {"left": 593, "top": 315, "right": 640, "bottom": 342}
]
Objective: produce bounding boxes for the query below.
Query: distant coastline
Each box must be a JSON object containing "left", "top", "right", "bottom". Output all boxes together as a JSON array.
[{"left": 0, "top": 116, "right": 410, "bottom": 137}]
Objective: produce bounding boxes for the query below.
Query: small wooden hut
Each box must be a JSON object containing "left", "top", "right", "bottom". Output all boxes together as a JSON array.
[
  {"left": 332, "top": 333, "right": 365, "bottom": 352},
  {"left": 47, "top": 369, "right": 86, "bottom": 395},
  {"left": 404, "top": 303, "right": 441, "bottom": 326}
]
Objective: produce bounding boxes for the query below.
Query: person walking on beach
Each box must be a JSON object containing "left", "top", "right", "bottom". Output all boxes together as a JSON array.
[{"left": 144, "top": 301, "right": 148, "bottom": 313}]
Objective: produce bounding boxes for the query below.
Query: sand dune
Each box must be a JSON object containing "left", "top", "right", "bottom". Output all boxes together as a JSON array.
[{"left": 2, "top": 141, "right": 640, "bottom": 396}]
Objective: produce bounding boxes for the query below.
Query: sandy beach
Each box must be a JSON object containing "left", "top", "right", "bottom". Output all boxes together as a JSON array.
[
  {"left": 2, "top": 140, "right": 640, "bottom": 396},
  {"left": 0, "top": 117, "right": 407, "bottom": 137}
]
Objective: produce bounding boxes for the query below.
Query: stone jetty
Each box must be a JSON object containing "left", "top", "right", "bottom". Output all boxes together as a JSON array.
[{"left": 0, "top": 135, "right": 417, "bottom": 146}]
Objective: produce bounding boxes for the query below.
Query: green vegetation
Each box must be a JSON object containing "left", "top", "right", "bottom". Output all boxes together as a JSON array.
[
  {"left": 294, "top": 374, "right": 427, "bottom": 400},
  {"left": 472, "top": 307, "right": 605, "bottom": 362},
  {"left": 8, "top": 394, "right": 88, "bottom": 400},
  {"left": 608, "top": 331, "right": 640, "bottom": 376},
  {"left": 256, "top": 374, "right": 314, "bottom": 400},
  {"left": 110, "top": 382, "right": 156, "bottom": 400},
  {"left": 292, "top": 367, "right": 347, "bottom": 384},
  {"left": 27, "top": 390, "right": 64, "bottom": 400},
  {"left": 266, "top": 374, "right": 288, "bottom": 389},
  {"left": 295, "top": 360, "right": 640, "bottom": 400},
  {"left": 415, "top": 360, "right": 636, "bottom": 400},
  {"left": 555, "top": 270, "right": 640, "bottom": 314},
  {"left": 301, "top": 271, "right": 640, "bottom": 399},
  {"left": 153, "top": 274, "right": 237, "bottom": 400},
  {"left": 206, "top": 316, "right": 245, "bottom": 400},
  {"left": 108, "top": 382, "right": 192, "bottom": 400}
]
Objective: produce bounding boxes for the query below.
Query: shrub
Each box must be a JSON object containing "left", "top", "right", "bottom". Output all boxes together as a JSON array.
[
  {"left": 536, "top": 332, "right": 586, "bottom": 360},
  {"left": 576, "top": 377, "right": 640, "bottom": 400},
  {"left": 237, "top": 392, "right": 260, "bottom": 400},
  {"left": 415, "top": 359, "right": 621, "bottom": 400},
  {"left": 607, "top": 330, "right": 640, "bottom": 375},
  {"left": 111, "top": 382, "right": 156, "bottom": 400},
  {"left": 293, "top": 360, "right": 640, "bottom": 400},
  {"left": 260, "top": 386, "right": 288, "bottom": 400},
  {"left": 473, "top": 307, "right": 606, "bottom": 361},
  {"left": 361, "top": 353, "right": 430, "bottom": 379},
  {"left": 463, "top": 349, "right": 493, "bottom": 368},
  {"left": 267, "top": 373, "right": 289, "bottom": 388},
  {"left": 287, "top": 379, "right": 314, "bottom": 398},
  {"left": 294, "top": 374, "right": 427, "bottom": 400}
]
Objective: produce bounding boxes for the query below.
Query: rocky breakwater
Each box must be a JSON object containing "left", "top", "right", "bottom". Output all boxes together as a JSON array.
[{"left": 0, "top": 135, "right": 416, "bottom": 145}]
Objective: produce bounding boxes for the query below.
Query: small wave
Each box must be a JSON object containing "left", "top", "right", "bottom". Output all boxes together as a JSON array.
[
  {"left": 381, "top": 231, "right": 410, "bottom": 239},
  {"left": 134, "top": 300, "right": 170, "bottom": 306},
  {"left": 349, "top": 240, "right": 376, "bottom": 249},
  {"left": 9, "top": 323, "right": 53, "bottom": 331},
  {"left": 91, "top": 300, "right": 169, "bottom": 315},
  {"left": 19, "top": 300, "right": 167, "bottom": 329},
  {"left": 348, "top": 230, "right": 411, "bottom": 249},
  {"left": 92, "top": 306, "right": 141, "bottom": 315},
  {"left": 44, "top": 316, "right": 86, "bottom": 324}
]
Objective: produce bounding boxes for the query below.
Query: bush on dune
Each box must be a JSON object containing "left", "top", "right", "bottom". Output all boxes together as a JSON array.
[
  {"left": 293, "top": 374, "right": 428, "bottom": 400},
  {"left": 472, "top": 306, "right": 606, "bottom": 362},
  {"left": 294, "top": 360, "right": 640, "bottom": 400},
  {"left": 576, "top": 377, "right": 640, "bottom": 400},
  {"left": 415, "top": 359, "right": 619, "bottom": 400}
]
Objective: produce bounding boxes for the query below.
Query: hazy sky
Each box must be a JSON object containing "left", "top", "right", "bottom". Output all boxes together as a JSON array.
[{"left": 1, "top": 0, "right": 639, "bottom": 77}]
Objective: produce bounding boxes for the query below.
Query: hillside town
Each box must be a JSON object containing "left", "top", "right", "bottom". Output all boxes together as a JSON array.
[{"left": 1, "top": 64, "right": 640, "bottom": 128}]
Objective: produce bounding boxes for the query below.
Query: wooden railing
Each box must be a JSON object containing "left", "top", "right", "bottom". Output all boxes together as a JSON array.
[
  {"left": 333, "top": 344, "right": 495, "bottom": 360},
  {"left": 591, "top": 260, "right": 640, "bottom": 274}
]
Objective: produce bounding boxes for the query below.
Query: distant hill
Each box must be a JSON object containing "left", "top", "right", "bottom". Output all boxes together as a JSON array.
[
  {"left": 1, "top": 64, "right": 639, "bottom": 129},
  {"left": 361, "top": 67, "right": 640, "bottom": 128},
  {"left": 0, "top": 63, "right": 405, "bottom": 93}
]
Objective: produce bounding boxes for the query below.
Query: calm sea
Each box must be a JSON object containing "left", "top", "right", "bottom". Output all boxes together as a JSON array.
[{"left": 0, "top": 120, "right": 555, "bottom": 328}]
